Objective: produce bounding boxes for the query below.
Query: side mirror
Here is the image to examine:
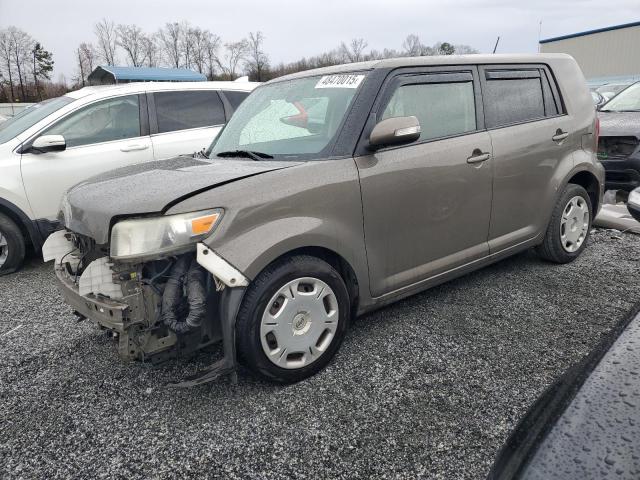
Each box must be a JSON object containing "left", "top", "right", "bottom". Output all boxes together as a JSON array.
[
  {"left": 369, "top": 116, "right": 421, "bottom": 149},
  {"left": 31, "top": 134, "right": 66, "bottom": 153}
]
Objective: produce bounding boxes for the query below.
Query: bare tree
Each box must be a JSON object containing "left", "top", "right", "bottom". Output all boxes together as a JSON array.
[
  {"left": 158, "top": 22, "right": 182, "bottom": 68},
  {"left": 453, "top": 44, "right": 479, "bottom": 54},
  {"left": 7, "top": 27, "right": 34, "bottom": 100},
  {"left": 244, "top": 31, "right": 269, "bottom": 81},
  {"left": 402, "top": 34, "right": 424, "bottom": 56},
  {"left": 204, "top": 33, "right": 221, "bottom": 79},
  {"left": 116, "top": 24, "right": 146, "bottom": 67},
  {"left": 339, "top": 38, "right": 368, "bottom": 63},
  {"left": 94, "top": 18, "right": 118, "bottom": 65},
  {"left": 216, "top": 39, "right": 249, "bottom": 79},
  {"left": 142, "top": 34, "right": 160, "bottom": 67},
  {"left": 0, "top": 29, "right": 16, "bottom": 101},
  {"left": 75, "top": 42, "right": 96, "bottom": 86},
  {"left": 188, "top": 27, "right": 213, "bottom": 74}
]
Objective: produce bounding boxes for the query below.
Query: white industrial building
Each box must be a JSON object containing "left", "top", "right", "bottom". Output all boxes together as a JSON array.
[{"left": 539, "top": 21, "right": 640, "bottom": 84}]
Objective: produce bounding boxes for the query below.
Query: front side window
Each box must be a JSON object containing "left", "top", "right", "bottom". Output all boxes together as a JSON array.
[
  {"left": 484, "top": 71, "right": 546, "bottom": 128},
  {"left": 0, "top": 96, "right": 74, "bottom": 144},
  {"left": 208, "top": 73, "right": 366, "bottom": 159},
  {"left": 154, "top": 91, "right": 225, "bottom": 133},
  {"left": 382, "top": 81, "right": 477, "bottom": 141},
  {"left": 43, "top": 95, "right": 140, "bottom": 148}
]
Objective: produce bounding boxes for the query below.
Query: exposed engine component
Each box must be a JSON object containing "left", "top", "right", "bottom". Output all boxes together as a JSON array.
[{"left": 160, "top": 255, "right": 209, "bottom": 334}]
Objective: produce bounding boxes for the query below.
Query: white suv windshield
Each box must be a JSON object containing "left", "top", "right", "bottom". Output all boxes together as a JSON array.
[
  {"left": 208, "top": 73, "right": 367, "bottom": 159},
  {"left": 0, "top": 96, "right": 74, "bottom": 144}
]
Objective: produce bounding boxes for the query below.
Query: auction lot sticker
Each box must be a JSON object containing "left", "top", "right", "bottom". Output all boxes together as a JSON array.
[{"left": 316, "top": 74, "right": 365, "bottom": 89}]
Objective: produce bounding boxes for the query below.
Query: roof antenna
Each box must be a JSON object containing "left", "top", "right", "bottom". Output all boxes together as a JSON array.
[{"left": 492, "top": 36, "right": 500, "bottom": 54}]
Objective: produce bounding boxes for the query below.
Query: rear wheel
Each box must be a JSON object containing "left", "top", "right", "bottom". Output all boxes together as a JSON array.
[
  {"left": 236, "top": 255, "right": 350, "bottom": 383},
  {"left": 0, "top": 212, "right": 26, "bottom": 276},
  {"left": 536, "top": 184, "right": 592, "bottom": 264}
]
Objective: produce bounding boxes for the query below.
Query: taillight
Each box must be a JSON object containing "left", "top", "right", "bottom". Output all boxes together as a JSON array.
[{"left": 595, "top": 116, "right": 600, "bottom": 151}]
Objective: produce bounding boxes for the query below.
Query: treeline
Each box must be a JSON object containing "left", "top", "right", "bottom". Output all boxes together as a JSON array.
[
  {"left": 77, "top": 20, "right": 478, "bottom": 84},
  {"left": 0, "top": 19, "right": 480, "bottom": 102},
  {"left": 0, "top": 27, "right": 61, "bottom": 102}
]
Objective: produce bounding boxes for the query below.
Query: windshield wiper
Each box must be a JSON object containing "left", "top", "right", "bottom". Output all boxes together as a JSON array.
[{"left": 215, "top": 150, "right": 274, "bottom": 161}]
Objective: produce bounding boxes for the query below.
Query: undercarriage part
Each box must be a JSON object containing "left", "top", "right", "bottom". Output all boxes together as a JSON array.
[
  {"left": 160, "top": 255, "right": 209, "bottom": 334},
  {"left": 168, "top": 286, "right": 245, "bottom": 388}
]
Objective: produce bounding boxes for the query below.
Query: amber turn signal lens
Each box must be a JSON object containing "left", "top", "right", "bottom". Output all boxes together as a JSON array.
[{"left": 191, "top": 213, "right": 220, "bottom": 236}]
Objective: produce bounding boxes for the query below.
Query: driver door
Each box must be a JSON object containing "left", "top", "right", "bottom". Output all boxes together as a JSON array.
[
  {"left": 21, "top": 94, "right": 153, "bottom": 221},
  {"left": 356, "top": 68, "right": 494, "bottom": 297}
]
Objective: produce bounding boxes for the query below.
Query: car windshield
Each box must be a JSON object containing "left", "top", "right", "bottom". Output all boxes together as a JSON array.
[
  {"left": 207, "top": 72, "right": 367, "bottom": 160},
  {"left": 600, "top": 83, "right": 640, "bottom": 112},
  {"left": 0, "top": 96, "right": 74, "bottom": 144}
]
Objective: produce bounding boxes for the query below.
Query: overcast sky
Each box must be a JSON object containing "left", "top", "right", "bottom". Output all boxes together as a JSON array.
[{"left": 1, "top": 0, "right": 638, "bottom": 80}]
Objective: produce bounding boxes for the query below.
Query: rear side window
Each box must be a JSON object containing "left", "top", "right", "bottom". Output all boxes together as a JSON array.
[
  {"left": 153, "top": 91, "right": 225, "bottom": 134},
  {"left": 382, "top": 81, "right": 476, "bottom": 141},
  {"left": 223, "top": 91, "right": 250, "bottom": 110},
  {"left": 483, "top": 68, "right": 562, "bottom": 128}
]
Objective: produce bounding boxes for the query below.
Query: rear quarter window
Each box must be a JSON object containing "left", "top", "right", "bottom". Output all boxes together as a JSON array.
[
  {"left": 153, "top": 90, "right": 225, "bottom": 134},
  {"left": 223, "top": 91, "right": 250, "bottom": 110}
]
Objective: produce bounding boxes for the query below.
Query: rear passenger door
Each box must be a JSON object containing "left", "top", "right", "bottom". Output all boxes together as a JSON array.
[
  {"left": 149, "top": 90, "right": 227, "bottom": 159},
  {"left": 480, "top": 65, "right": 575, "bottom": 252}
]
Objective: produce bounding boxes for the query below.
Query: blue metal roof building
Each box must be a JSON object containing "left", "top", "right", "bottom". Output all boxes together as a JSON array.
[{"left": 88, "top": 66, "right": 207, "bottom": 84}]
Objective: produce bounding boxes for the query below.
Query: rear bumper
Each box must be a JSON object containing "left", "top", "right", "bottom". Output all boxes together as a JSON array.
[{"left": 601, "top": 157, "right": 640, "bottom": 192}]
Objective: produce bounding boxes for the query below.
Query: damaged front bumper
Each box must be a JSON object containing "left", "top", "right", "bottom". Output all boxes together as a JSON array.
[{"left": 44, "top": 231, "right": 248, "bottom": 386}]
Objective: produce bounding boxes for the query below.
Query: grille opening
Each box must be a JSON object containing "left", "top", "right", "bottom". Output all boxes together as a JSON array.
[{"left": 598, "top": 136, "right": 639, "bottom": 159}]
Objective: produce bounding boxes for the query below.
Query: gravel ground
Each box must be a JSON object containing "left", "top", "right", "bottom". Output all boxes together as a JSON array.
[{"left": 1, "top": 230, "right": 639, "bottom": 479}]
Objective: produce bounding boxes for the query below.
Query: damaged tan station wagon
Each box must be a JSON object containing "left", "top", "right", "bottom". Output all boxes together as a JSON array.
[{"left": 44, "top": 54, "right": 604, "bottom": 386}]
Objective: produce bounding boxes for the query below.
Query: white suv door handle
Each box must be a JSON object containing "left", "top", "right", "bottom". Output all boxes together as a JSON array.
[{"left": 120, "top": 144, "right": 149, "bottom": 152}]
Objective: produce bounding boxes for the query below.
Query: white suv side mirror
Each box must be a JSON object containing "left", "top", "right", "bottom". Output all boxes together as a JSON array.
[{"left": 32, "top": 134, "right": 66, "bottom": 153}]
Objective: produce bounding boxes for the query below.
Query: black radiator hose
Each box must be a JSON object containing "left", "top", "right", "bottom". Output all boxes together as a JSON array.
[{"left": 161, "top": 255, "right": 208, "bottom": 334}]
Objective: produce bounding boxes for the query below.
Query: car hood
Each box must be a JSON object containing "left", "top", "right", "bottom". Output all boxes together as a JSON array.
[
  {"left": 63, "top": 155, "right": 301, "bottom": 243},
  {"left": 598, "top": 111, "right": 640, "bottom": 138}
]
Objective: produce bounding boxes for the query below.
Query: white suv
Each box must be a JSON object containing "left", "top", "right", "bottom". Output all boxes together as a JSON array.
[{"left": 0, "top": 81, "right": 257, "bottom": 274}]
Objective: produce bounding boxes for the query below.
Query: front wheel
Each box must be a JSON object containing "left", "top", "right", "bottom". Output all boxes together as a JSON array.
[
  {"left": 536, "top": 184, "right": 592, "bottom": 264},
  {"left": 236, "top": 255, "right": 350, "bottom": 383}
]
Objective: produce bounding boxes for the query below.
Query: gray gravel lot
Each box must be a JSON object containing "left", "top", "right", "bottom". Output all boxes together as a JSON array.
[{"left": 1, "top": 230, "right": 639, "bottom": 479}]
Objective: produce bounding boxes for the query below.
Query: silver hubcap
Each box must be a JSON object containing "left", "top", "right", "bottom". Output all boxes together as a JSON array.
[
  {"left": 560, "top": 196, "right": 589, "bottom": 253},
  {"left": 260, "top": 277, "right": 339, "bottom": 369},
  {"left": 0, "top": 231, "right": 8, "bottom": 268}
]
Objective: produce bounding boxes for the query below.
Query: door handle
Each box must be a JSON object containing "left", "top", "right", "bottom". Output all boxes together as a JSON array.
[
  {"left": 467, "top": 151, "right": 491, "bottom": 164},
  {"left": 120, "top": 144, "right": 149, "bottom": 152},
  {"left": 552, "top": 131, "right": 569, "bottom": 142}
]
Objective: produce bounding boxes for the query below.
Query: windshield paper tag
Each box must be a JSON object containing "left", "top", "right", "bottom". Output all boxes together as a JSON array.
[{"left": 315, "top": 74, "right": 365, "bottom": 89}]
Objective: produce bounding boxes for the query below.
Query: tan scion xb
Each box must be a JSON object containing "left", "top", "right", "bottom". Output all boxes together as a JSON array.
[{"left": 45, "top": 54, "right": 603, "bottom": 386}]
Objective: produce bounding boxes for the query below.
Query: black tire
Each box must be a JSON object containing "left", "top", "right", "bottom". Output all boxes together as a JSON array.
[
  {"left": 0, "top": 212, "right": 26, "bottom": 276},
  {"left": 236, "top": 255, "right": 350, "bottom": 383},
  {"left": 536, "top": 184, "right": 592, "bottom": 264}
]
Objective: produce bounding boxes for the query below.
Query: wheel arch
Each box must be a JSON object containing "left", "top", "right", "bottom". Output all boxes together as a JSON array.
[
  {"left": 252, "top": 245, "right": 361, "bottom": 317},
  {"left": 0, "top": 197, "right": 42, "bottom": 250},
  {"left": 566, "top": 169, "right": 601, "bottom": 216}
]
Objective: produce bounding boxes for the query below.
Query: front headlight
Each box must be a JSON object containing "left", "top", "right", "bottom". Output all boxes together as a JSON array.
[
  {"left": 629, "top": 188, "right": 640, "bottom": 208},
  {"left": 110, "top": 209, "right": 223, "bottom": 259}
]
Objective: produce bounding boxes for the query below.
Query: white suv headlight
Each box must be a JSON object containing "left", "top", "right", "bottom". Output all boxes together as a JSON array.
[
  {"left": 629, "top": 188, "right": 640, "bottom": 208},
  {"left": 110, "top": 209, "right": 222, "bottom": 260}
]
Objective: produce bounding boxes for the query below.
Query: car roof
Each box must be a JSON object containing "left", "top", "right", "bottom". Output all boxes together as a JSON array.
[
  {"left": 267, "top": 53, "right": 575, "bottom": 83},
  {"left": 64, "top": 81, "right": 259, "bottom": 100}
]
